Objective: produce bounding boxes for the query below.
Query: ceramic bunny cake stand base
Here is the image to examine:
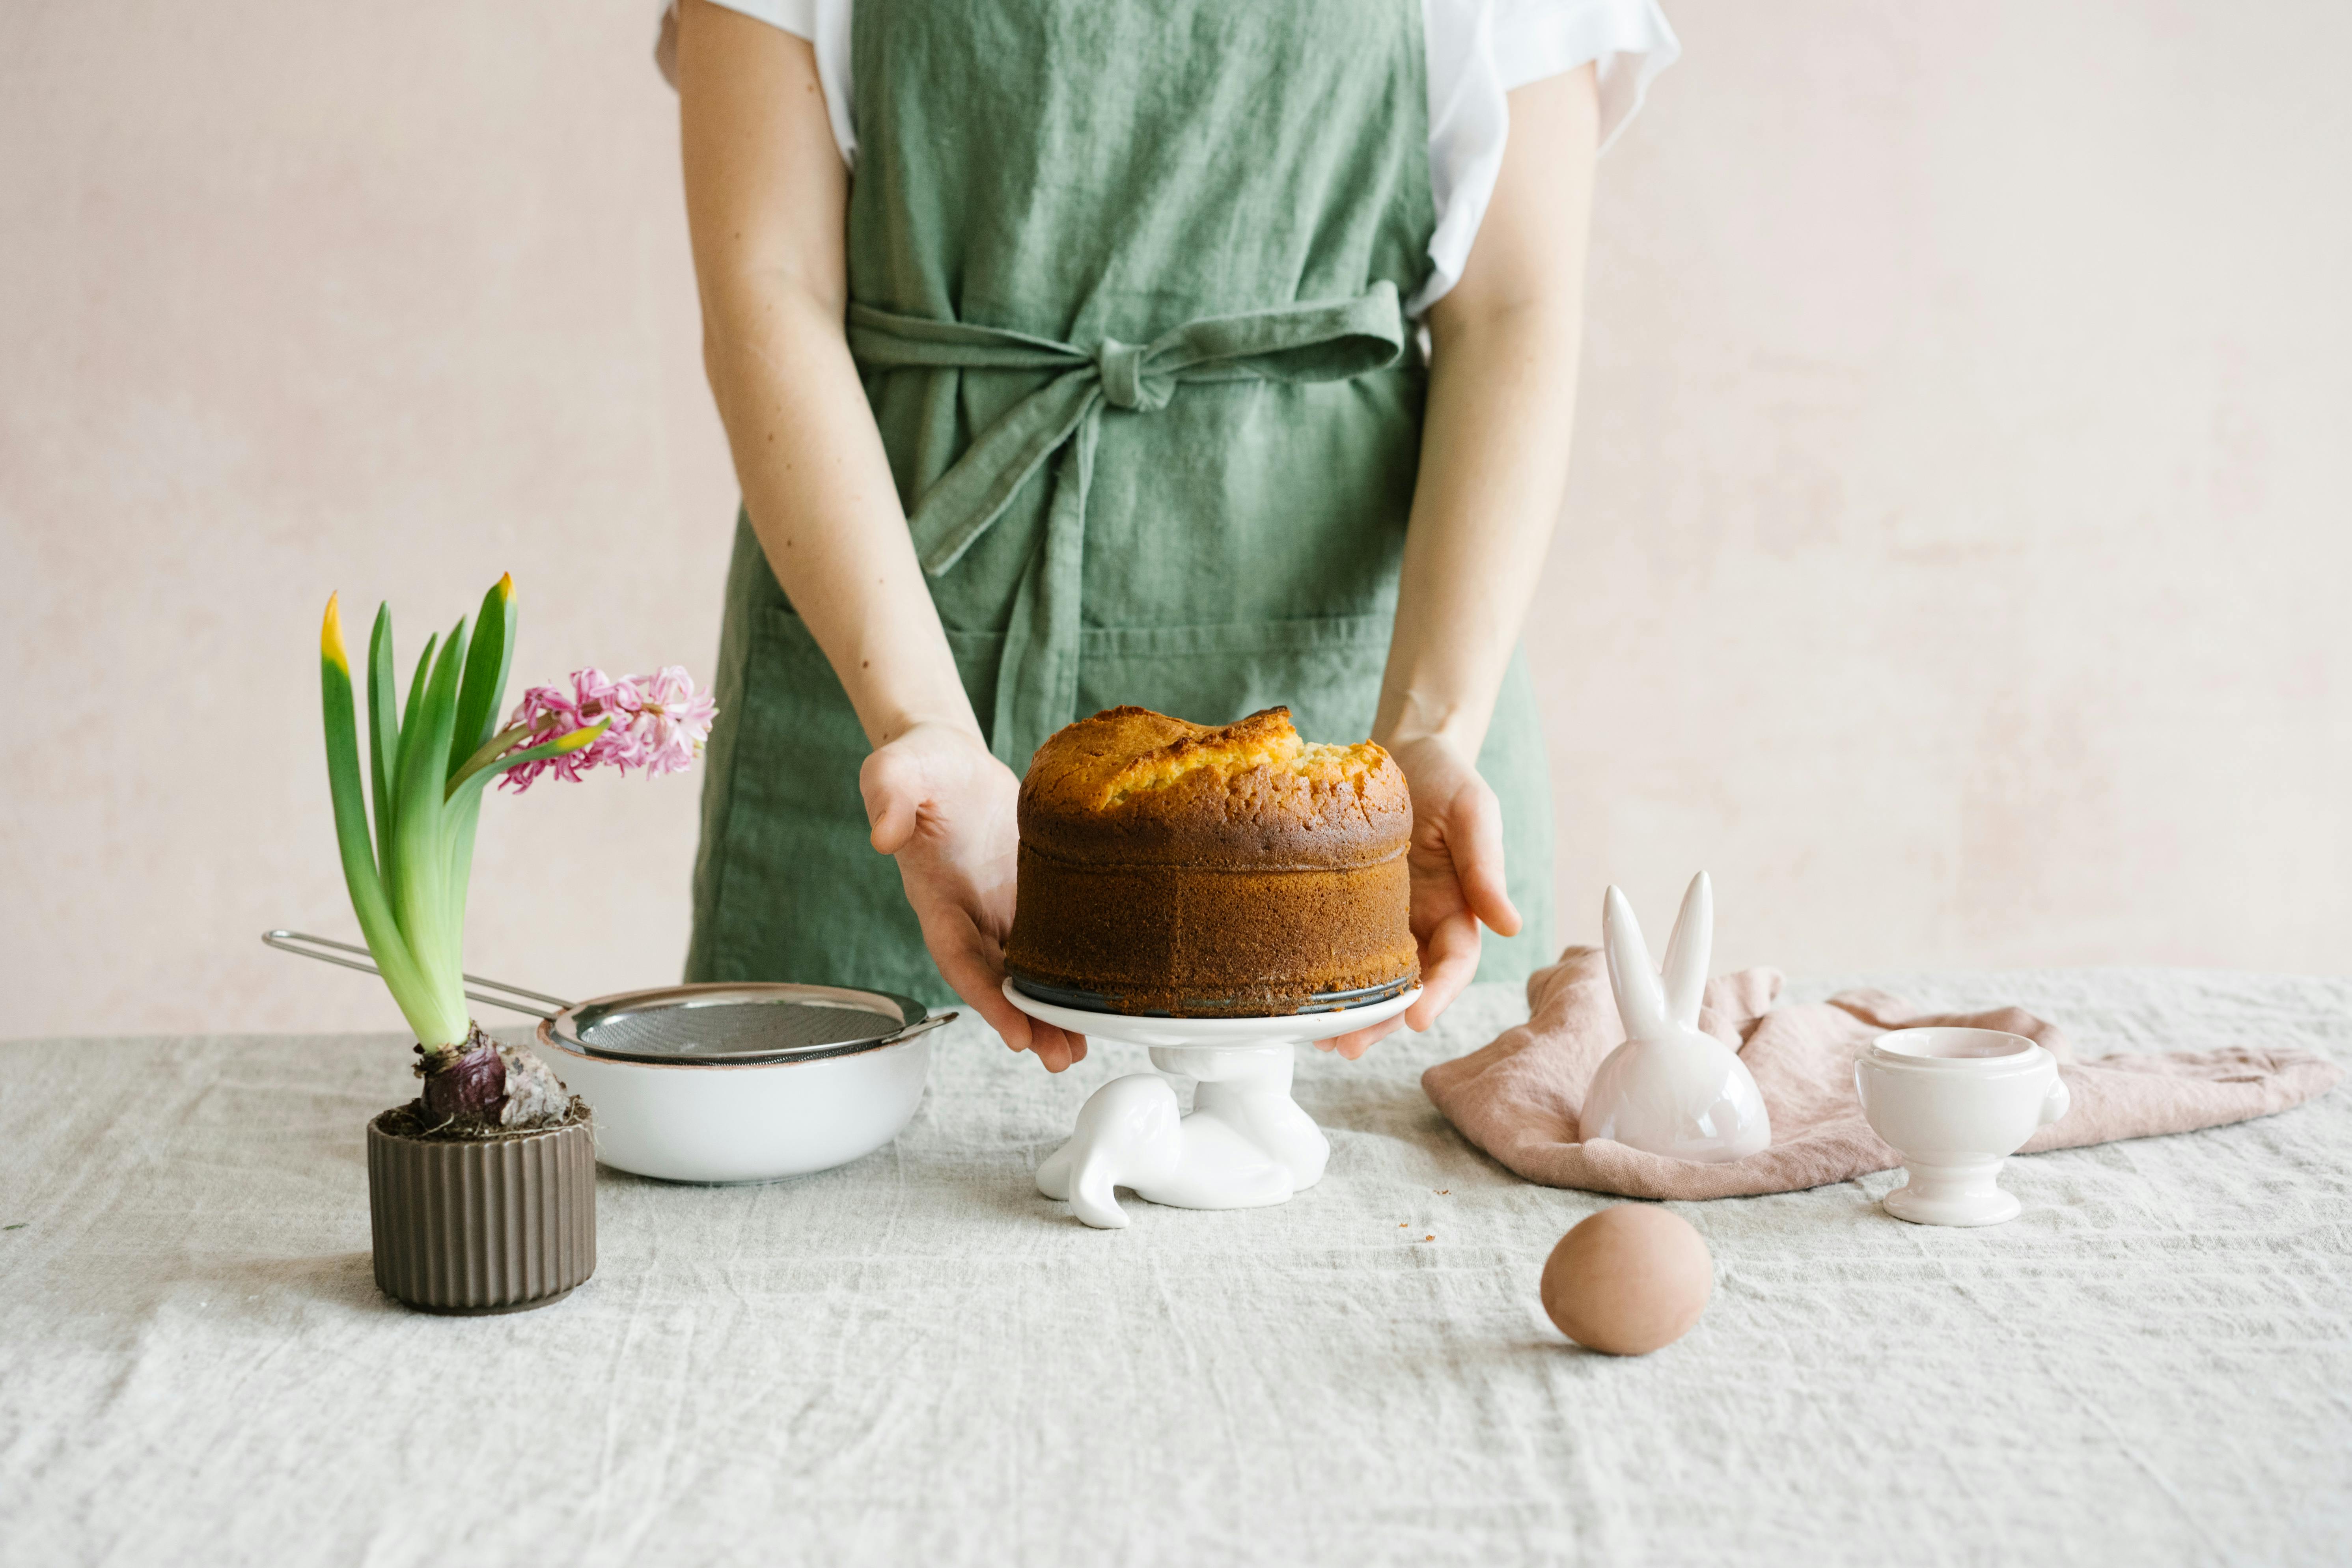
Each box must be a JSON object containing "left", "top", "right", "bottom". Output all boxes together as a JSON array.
[{"left": 1004, "top": 979, "right": 1419, "bottom": 1229}]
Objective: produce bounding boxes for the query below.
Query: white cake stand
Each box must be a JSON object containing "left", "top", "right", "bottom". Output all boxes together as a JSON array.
[{"left": 1004, "top": 978, "right": 1420, "bottom": 1229}]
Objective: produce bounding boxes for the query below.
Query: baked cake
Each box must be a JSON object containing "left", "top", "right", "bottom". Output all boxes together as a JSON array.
[{"left": 1004, "top": 706, "right": 1418, "bottom": 1016}]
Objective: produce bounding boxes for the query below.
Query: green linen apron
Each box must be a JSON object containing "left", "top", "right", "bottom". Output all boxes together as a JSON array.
[{"left": 687, "top": 0, "right": 1554, "bottom": 1005}]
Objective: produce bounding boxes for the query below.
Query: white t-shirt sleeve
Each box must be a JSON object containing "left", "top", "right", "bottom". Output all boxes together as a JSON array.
[
  {"left": 1414, "top": 0, "right": 1679, "bottom": 315},
  {"left": 653, "top": 0, "right": 1674, "bottom": 319},
  {"left": 653, "top": 0, "right": 856, "bottom": 166}
]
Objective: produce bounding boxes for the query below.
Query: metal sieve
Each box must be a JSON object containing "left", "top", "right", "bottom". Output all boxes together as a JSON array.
[{"left": 263, "top": 930, "right": 952, "bottom": 1066}]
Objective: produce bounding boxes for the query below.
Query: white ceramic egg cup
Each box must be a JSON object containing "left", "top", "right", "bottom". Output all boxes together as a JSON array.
[
  {"left": 1854, "top": 1026, "right": 2071, "bottom": 1226},
  {"left": 1004, "top": 979, "right": 1420, "bottom": 1229}
]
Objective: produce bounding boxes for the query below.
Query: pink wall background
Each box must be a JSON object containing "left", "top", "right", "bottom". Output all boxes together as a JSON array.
[{"left": 4, "top": 1, "right": 2346, "bottom": 1038}]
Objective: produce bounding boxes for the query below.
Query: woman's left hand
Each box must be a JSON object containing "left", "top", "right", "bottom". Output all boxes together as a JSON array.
[
  {"left": 1319, "top": 732, "right": 1521, "bottom": 1060},
  {"left": 1307, "top": 71, "right": 1596, "bottom": 1061}
]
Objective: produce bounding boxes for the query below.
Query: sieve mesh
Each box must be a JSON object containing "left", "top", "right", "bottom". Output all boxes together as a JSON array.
[{"left": 574, "top": 998, "right": 903, "bottom": 1063}]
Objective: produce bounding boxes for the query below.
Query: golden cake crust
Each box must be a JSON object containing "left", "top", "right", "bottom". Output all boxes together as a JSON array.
[
  {"left": 1005, "top": 707, "right": 1418, "bottom": 1015},
  {"left": 1016, "top": 705, "right": 1412, "bottom": 868}
]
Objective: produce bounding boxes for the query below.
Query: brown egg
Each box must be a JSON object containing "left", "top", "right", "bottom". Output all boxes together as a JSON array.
[{"left": 1540, "top": 1205, "right": 1713, "bottom": 1355}]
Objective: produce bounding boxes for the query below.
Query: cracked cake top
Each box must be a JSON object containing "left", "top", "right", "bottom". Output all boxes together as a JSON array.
[{"left": 1017, "top": 706, "right": 1410, "bottom": 868}]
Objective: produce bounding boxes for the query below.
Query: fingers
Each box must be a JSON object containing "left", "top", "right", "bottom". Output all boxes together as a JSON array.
[
  {"left": 921, "top": 908, "right": 1097, "bottom": 1071},
  {"left": 860, "top": 749, "right": 922, "bottom": 855},
  {"left": 1406, "top": 909, "right": 1482, "bottom": 1031},
  {"left": 926, "top": 915, "right": 1033, "bottom": 1053},
  {"left": 1025, "top": 1024, "right": 1089, "bottom": 1073},
  {"left": 941, "top": 941, "right": 1093, "bottom": 1070},
  {"left": 1317, "top": 1015, "right": 1406, "bottom": 1060},
  {"left": 1449, "top": 779, "right": 1521, "bottom": 938},
  {"left": 867, "top": 800, "right": 918, "bottom": 856},
  {"left": 942, "top": 964, "right": 1090, "bottom": 1070},
  {"left": 959, "top": 976, "right": 1036, "bottom": 1054}
]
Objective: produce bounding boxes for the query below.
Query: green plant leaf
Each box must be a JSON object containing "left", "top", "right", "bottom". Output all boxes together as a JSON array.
[
  {"left": 442, "top": 720, "right": 610, "bottom": 805},
  {"left": 449, "top": 572, "right": 515, "bottom": 776},
  {"left": 446, "top": 722, "right": 531, "bottom": 796},
  {"left": 398, "top": 630, "right": 438, "bottom": 753},
  {"left": 442, "top": 716, "right": 520, "bottom": 939},
  {"left": 366, "top": 604, "right": 401, "bottom": 879},
  {"left": 386, "top": 616, "right": 472, "bottom": 1046},
  {"left": 444, "top": 788, "right": 484, "bottom": 947},
  {"left": 444, "top": 573, "right": 517, "bottom": 954},
  {"left": 320, "top": 595, "right": 440, "bottom": 1042},
  {"left": 393, "top": 626, "right": 440, "bottom": 810}
]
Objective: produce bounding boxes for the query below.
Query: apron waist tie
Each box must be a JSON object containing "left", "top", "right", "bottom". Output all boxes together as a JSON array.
[{"left": 847, "top": 282, "right": 1409, "bottom": 768}]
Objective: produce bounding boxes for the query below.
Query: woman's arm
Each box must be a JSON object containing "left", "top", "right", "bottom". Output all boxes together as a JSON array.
[
  {"left": 674, "top": 0, "right": 1084, "bottom": 1068},
  {"left": 1328, "top": 65, "right": 1601, "bottom": 1057},
  {"left": 677, "top": 1, "right": 961, "bottom": 751}
]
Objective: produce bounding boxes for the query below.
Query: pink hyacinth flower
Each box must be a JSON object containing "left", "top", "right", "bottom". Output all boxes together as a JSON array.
[
  {"left": 499, "top": 666, "right": 716, "bottom": 792},
  {"left": 631, "top": 666, "right": 719, "bottom": 778}
]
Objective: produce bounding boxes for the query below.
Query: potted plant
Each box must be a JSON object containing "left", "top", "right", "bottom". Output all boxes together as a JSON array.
[{"left": 317, "top": 573, "right": 712, "bottom": 1313}]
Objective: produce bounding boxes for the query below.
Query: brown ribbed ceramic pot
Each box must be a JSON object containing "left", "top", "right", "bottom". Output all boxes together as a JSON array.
[{"left": 365, "top": 1111, "right": 596, "bottom": 1314}]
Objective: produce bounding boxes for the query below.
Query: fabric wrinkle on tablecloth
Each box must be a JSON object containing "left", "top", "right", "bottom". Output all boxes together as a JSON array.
[
  {"left": 4, "top": 971, "right": 2350, "bottom": 1567},
  {"left": 1422, "top": 948, "right": 2346, "bottom": 1201}
]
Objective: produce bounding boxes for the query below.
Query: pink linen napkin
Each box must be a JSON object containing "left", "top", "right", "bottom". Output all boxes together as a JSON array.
[{"left": 1422, "top": 948, "right": 2343, "bottom": 1200}]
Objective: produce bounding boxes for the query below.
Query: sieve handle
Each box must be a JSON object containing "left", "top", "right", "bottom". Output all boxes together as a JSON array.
[
  {"left": 882, "top": 1012, "right": 957, "bottom": 1046},
  {"left": 261, "top": 930, "right": 576, "bottom": 1022}
]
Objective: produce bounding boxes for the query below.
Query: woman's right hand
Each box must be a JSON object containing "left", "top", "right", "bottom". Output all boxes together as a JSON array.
[{"left": 860, "top": 722, "right": 1088, "bottom": 1072}]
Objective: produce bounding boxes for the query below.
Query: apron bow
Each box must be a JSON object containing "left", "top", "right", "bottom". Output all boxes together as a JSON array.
[
  {"left": 847, "top": 281, "right": 1410, "bottom": 766},
  {"left": 1093, "top": 339, "right": 1168, "bottom": 412}
]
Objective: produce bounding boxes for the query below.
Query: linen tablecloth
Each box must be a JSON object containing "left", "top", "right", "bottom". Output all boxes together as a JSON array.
[{"left": 4, "top": 970, "right": 2348, "bottom": 1567}]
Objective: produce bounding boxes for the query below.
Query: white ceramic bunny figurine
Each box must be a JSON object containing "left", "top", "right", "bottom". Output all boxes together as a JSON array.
[{"left": 1579, "top": 872, "right": 1772, "bottom": 1162}]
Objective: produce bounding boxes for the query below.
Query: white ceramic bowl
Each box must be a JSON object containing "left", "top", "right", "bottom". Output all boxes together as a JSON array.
[
  {"left": 535, "top": 1025, "right": 933, "bottom": 1185},
  {"left": 1854, "top": 1026, "right": 2070, "bottom": 1226}
]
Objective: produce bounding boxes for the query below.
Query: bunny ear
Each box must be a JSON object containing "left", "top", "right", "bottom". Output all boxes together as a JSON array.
[
  {"left": 1602, "top": 886, "right": 1671, "bottom": 1041},
  {"left": 1660, "top": 871, "right": 1713, "bottom": 1027}
]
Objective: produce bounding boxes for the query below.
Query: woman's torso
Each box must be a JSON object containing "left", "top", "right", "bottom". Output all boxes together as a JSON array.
[{"left": 844, "top": 0, "right": 1435, "bottom": 652}]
